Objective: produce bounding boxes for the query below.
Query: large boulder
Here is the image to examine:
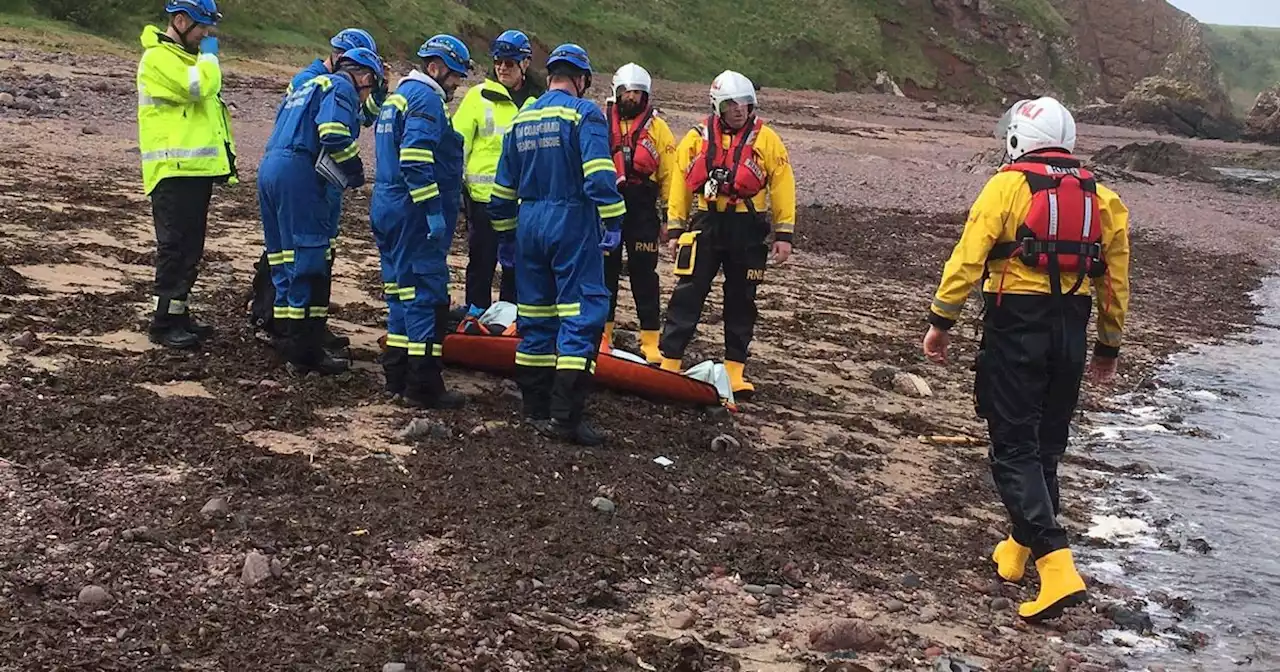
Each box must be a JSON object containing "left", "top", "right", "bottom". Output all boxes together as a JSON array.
[
  {"left": 1244, "top": 86, "right": 1280, "bottom": 144},
  {"left": 1090, "top": 141, "right": 1219, "bottom": 182},
  {"left": 1118, "top": 76, "right": 1240, "bottom": 140}
]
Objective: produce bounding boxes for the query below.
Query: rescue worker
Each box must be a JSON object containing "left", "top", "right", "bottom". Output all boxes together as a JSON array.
[
  {"left": 600, "top": 62, "right": 677, "bottom": 364},
  {"left": 371, "top": 34, "right": 472, "bottom": 408},
  {"left": 257, "top": 46, "right": 385, "bottom": 374},
  {"left": 452, "top": 29, "right": 544, "bottom": 313},
  {"left": 922, "top": 97, "right": 1131, "bottom": 622},
  {"left": 248, "top": 27, "right": 382, "bottom": 350},
  {"left": 488, "top": 44, "right": 626, "bottom": 446},
  {"left": 659, "top": 70, "right": 796, "bottom": 398},
  {"left": 137, "top": 0, "right": 237, "bottom": 349}
]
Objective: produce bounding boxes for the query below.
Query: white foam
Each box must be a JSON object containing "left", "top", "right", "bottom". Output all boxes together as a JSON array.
[
  {"left": 1101, "top": 629, "right": 1171, "bottom": 653},
  {"left": 1187, "top": 390, "right": 1221, "bottom": 402},
  {"left": 1126, "top": 406, "right": 1164, "bottom": 420},
  {"left": 1087, "top": 515, "right": 1155, "bottom": 543}
]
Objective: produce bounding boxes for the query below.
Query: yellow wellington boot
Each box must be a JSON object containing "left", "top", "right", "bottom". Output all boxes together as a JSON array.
[
  {"left": 1018, "top": 549, "right": 1089, "bottom": 622},
  {"left": 639, "top": 330, "right": 662, "bottom": 365},
  {"left": 725, "top": 360, "right": 755, "bottom": 398},
  {"left": 660, "top": 357, "right": 682, "bottom": 373},
  {"left": 600, "top": 322, "right": 614, "bottom": 354},
  {"left": 991, "top": 536, "right": 1031, "bottom": 583}
]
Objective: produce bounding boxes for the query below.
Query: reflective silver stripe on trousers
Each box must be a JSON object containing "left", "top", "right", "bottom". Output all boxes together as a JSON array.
[
  {"left": 188, "top": 66, "right": 201, "bottom": 100},
  {"left": 140, "top": 147, "right": 221, "bottom": 162}
]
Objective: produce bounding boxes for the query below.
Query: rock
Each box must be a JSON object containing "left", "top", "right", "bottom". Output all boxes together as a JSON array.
[
  {"left": 469, "top": 424, "right": 489, "bottom": 437},
  {"left": 148, "top": 567, "right": 167, "bottom": 578},
  {"left": 397, "top": 418, "right": 448, "bottom": 441},
  {"left": 554, "top": 634, "right": 580, "bottom": 652},
  {"left": 78, "top": 585, "right": 113, "bottom": 606},
  {"left": 0, "top": 92, "right": 13, "bottom": 107},
  {"left": 590, "top": 497, "right": 615, "bottom": 513},
  {"left": 744, "top": 584, "right": 766, "bottom": 595},
  {"left": 873, "top": 71, "right": 905, "bottom": 97},
  {"left": 81, "top": 124, "right": 101, "bottom": 135},
  {"left": 710, "top": 434, "right": 740, "bottom": 451},
  {"left": 1065, "top": 630, "right": 1094, "bottom": 646},
  {"left": 668, "top": 609, "right": 697, "bottom": 630},
  {"left": 160, "top": 643, "right": 172, "bottom": 655},
  {"left": 1245, "top": 85, "right": 1280, "bottom": 143},
  {"left": 1077, "top": 665, "right": 1108, "bottom": 672},
  {"left": 257, "top": 379, "right": 281, "bottom": 390},
  {"left": 1090, "top": 141, "right": 1218, "bottom": 182},
  {"left": 9, "top": 330, "right": 38, "bottom": 350},
  {"left": 989, "top": 597, "right": 1012, "bottom": 611},
  {"left": 892, "top": 372, "right": 933, "bottom": 398},
  {"left": 1116, "top": 76, "right": 1239, "bottom": 140},
  {"left": 764, "top": 583, "right": 785, "bottom": 597},
  {"left": 241, "top": 551, "right": 272, "bottom": 586},
  {"left": 270, "top": 558, "right": 284, "bottom": 578},
  {"left": 923, "top": 102, "right": 939, "bottom": 113},
  {"left": 901, "top": 573, "right": 922, "bottom": 589},
  {"left": 808, "top": 619, "right": 886, "bottom": 653},
  {"left": 1186, "top": 537, "right": 1212, "bottom": 554},
  {"left": 382, "top": 664, "right": 406, "bottom": 672},
  {"left": 200, "top": 497, "right": 229, "bottom": 517},
  {"left": 1104, "top": 603, "right": 1154, "bottom": 633},
  {"left": 727, "top": 638, "right": 749, "bottom": 648},
  {"left": 919, "top": 606, "right": 939, "bottom": 624},
  {"left": 870, "top": 367, "right": 897, "bottom": 391},
  {"left": 885, "top": 599, "right": 906, "bottom": 613},
  {"left": 925, "top": 646, "right": 943, "bottom": 657}
]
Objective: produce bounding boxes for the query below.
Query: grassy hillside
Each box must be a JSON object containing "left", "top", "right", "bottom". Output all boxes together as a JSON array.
[
  {"left": 0, "top": 0, "right": 1075, "bottom": 100},
  {"left": 1204, "top": 24, "right": 1280, "bottom": 113}
]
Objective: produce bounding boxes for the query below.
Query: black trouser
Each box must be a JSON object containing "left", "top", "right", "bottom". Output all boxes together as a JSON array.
[
  {"left": 150, "top": 176, "right": 213, "bottom": 328},
  {"left": 464, "top": 193, "right": 516, "bottom": 310},
  {"left": 659, "top": 211, "right": 769, "bottom": 363},
  {"left": 975, "top": 292, "right": 1091, "bottom": 560},
  {"left": 604, "top": 181, "right": 662, "bottom": 330}
]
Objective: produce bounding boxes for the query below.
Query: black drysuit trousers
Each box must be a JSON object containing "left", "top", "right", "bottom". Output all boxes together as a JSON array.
[
  {"left": 659, "top": 210, "right": 769, "bottom": 363},
  {"left": 150, "top": 176, "right": 213, "bottom": 327},
  {"left": 604, "top": 181, "right": 662, "bottom": 330},
  {"left": 975, "top": 292, "right": 1091, "bottom": 560}
]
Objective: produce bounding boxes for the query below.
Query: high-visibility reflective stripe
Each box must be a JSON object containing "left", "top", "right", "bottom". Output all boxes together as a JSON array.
[
  {"left": 514, "top": 106, "right": 582, "bottom": 124},
  {"left": 515, "top": 352, "right": 557, "bottom": 367},
  {"left": 139, "top": 146, "right": 220, "bottom": 163},
  {"left": 383, "top": 282, "right": 400, "bottom": 297},
  {"left": 310, "top": 306, "right": 329, "bottom": 318},
  {"left": 491, "top": 184, "right": 517, "bottom": 200},
  {"left": 582, "top": 158, "right": 614, "bottom": 177},
  {"left": 308, "top": 76, "right": 334, "bottom": 90},
  {"left": 466, "top": 173, "right": 495, "bottom": 184},
  {"left": 410, "top": 184, "right": 440, "bottom": 203},
  {"left": 432, "top": 344, "right": 444, "bottom": 357},
  {"left": 555, "top": 303, "right": 581, "bottom": 318},
  {"left": 667, "top": 219, "right": 687, "bottom": 232},
  {"left": 187, "top": 66, "right": 201, "bottom": 100},
  {"left": 1082, "top": 194, "right": 1094, "bottom": 239},
  {"left": 267, "top": 250, "right": 296, "bottom": 265},
  {"left": 932, "top": 298, "right": 963, "bottom": 317},
  {"left": 385, "top": 94, "right": 407, "bottom": 112},
  {"left": 398, "top": 287, "right": 417, "bottom": 300},
  {"left": 556, "top": 356, "right": 589, "bottom": 371},
  {"left": 517, "top": 304, "right": 557, "bottom": 318},
  {"left": 775, "top": 223, "right": 796, "bottom": 233},
  {"left": 598, "top": 201, "right": 626, "bottom": 219},
  {"left": 1047, "top": 192, "right": 1060, "bottom": 238},
  {"left": 407, "top": 342, "right": 428, "bottom": 356},
  {"left": 318, "top": 122, "right": 351, "bottom": 138},
  {"left": 272, "top": 306, "right": 306, "bottom": 319},
  {"left": 492, "top": 217, "right": 517, "bottom": 232},
  {"left": 330, "top": 143, "right": 359, "bottom": 163},
  {"left": 153, "top": 296, "right": 188, "bottom": 315},
  {"left": 385, "top": 334, "right": 409, "bottom": 348},
  {"left": 138, "top": 93, "right": 178, "bottom": 107},
  {"left": 400, "top": 148, "right": 436, "bottom": 163}
]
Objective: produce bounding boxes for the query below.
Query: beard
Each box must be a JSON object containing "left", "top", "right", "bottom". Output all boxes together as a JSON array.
[{"left": 617, "top": 98, "right": 645, "bottom": 118}]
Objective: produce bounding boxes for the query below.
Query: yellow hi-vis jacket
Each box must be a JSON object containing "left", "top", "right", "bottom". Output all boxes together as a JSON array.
[
  {"left": 667, "top": 119, "right": 797, "bottom": 242},
  {"left": 136, "top": 26, "right": 237, "bottom": 196},
  {"left": 452, "top": 79, "right": 537, "bottom": 203},
  {"left": 928, "top": 168, "right": 1132, "bottom": 356}
]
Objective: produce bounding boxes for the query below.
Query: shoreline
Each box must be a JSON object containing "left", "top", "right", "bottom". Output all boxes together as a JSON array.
[{"left": 1, "top": 36, "right": 1278, "bottom": 671}]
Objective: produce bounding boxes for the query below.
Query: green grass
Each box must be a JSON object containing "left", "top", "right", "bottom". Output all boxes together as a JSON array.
[
  {"left": 1204, "top": 24, "right": 1280, "bottom": 113},
  {"left": 0, "top": 0, "right": 1084, "bottom": 99}
]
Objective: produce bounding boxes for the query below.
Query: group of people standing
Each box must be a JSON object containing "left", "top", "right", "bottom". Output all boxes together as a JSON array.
[{"left": 136, "top": 0, "right": 1130, "bottom": 623}]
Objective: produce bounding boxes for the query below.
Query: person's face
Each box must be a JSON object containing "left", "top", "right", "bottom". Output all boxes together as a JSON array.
[
  {"left": 354, "top": 72, "right": 377, "bottom": 103},
  {"left": 494, "top": 57, "right": 527, "bottom": 88},
  {"left": 428, "top": 60, "right": 463, "bottom": 99},
  {"left": 720, "top": 100, "right": 749, "bottom": 129},
  {"left": 330, "top": 48, "right": 345, "bottom": 66},
  {"left": 174, "top": 14, "right": 213, "bottom": 49}
]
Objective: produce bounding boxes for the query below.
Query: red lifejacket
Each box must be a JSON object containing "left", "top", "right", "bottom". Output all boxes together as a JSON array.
[
  {"left": 986, "top": 152, "right": 1106, "bottom": 301},
  {"left": 609, "top": 103, "right": 661, "bottom": 184},
  {"left": 684, "top": 114, "right": 767, "bottom": 205}
]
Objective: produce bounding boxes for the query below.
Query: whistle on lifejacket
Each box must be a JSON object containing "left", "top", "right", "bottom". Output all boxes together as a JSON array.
[{"left": 674, "top": 230, "right": 700, "bottom": 276}]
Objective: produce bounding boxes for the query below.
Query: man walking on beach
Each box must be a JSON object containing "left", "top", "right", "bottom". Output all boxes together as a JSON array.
[{"left": 922, "top": 96, "right": 1132, "bottom": 622}]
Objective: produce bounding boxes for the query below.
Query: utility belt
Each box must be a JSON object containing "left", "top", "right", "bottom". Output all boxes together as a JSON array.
[
  {"left": 619, "top": 178, "right": 660, "bottom": 205},
  {"left": 672, "top": 210, "right": 769, "bottom": 277}
]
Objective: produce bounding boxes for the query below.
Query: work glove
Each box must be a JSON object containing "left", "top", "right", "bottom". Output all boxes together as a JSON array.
[
  {"left": 427, "top": 211, "right": 448, "bottom": 241},
  {"left": 497, "top": 239, "right": 515, "bottom": 269},
  {"left": 342, "top": 159, "right": 365, "bottom": 189},
  {"left": 199, "top": 36, "right": 219, "bottom": 57},
  {"left": 599, "top": 220, "right": 623, "bottom": 252}
]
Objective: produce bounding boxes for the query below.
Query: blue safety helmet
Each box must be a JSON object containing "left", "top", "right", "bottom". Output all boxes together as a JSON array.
[
  {"left": 546, "top": 43, "right": 590, "bottom": 73},
  {"left": 490, "top": 30, "right": 532, "bottom": 61},
  {"left": 417, "top": 34, "right": 472, "bottom": 76},
  {"left": 336, "top": 46, "right": 386, "bottom": 86},
  {"left": 164, "top": 0, "right": 221, "bottom": 25},
  {"left": 330, "top": 28, "right": 377, "bottom": 54}
]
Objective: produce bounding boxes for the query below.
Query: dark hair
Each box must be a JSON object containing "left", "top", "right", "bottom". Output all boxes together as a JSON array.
[{"left": 547, "top": 62, "right": 587, "bottom": 79}]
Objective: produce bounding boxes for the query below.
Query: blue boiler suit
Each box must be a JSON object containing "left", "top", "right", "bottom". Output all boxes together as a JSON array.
[
  {"left": 257, "top": 71, "right": 365, "bottom": 364},
  {"left": 370, "top": 71, "right": 463, "bottom": 400},
  {"left": 288, "top": 60, "right": 345, "bottom": 240},
  {"left": 487, "top": 89, "right": 626, "bottom": 423}
]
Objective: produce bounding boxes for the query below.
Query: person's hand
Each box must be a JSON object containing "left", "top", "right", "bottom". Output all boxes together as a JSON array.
[
  {"left": 1087, "top": 354, "right": 1119, "bottom": 386},
  {"left": 199, "top": 36, "right": 219, "bottom": 57},
  {"left": 667, "top": 237, "right": 681, "bottom": 258},
  {"left": 427, "top": 211, "right": 447, "bottom": 240},
  {"left": 498, "top": 240, "right": 515, "bottom": 268},
  {"left": 599, "top": 228, "right": 622, "bottom": 251},
  {"left": 922, "top": 325, "right": 951, "bottom": 365},
  {"left": 771, "top": 240, "right": 792, "bottom": 264}
]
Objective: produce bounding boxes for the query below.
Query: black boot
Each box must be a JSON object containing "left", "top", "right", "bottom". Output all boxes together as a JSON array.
[
  {"left": 287, "top": 318, "right": 349, "bottom": 375},
  {"left": 537, "top": 368, "right": 605, "bottom": 446},
  {"left": 403, "top": 355, "right": 466, "bottom": 409},
  {"left": 323, "top": 327, "right": 351, "bottom": 351},
  {"left": 149, "top": 298, "right": 200, "bottom": 349},
  {"left": 381, "top": 347, "right": 409, "bottom": 399},
  {"left": 515, "top": 364, "right": 555, "bottom": 420},
  {"left": 179, "top": 313, "right": 215, "bottom": 341}
]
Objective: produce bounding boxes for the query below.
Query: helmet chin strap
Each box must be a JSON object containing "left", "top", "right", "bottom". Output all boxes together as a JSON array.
[{"left": 174, "top": 17, "right": 200, "bottom": 53}]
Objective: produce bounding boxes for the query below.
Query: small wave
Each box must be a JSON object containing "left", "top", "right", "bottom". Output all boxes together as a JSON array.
[{"left": 1087, "top": 515, "right": 1159, "bottom": 547}]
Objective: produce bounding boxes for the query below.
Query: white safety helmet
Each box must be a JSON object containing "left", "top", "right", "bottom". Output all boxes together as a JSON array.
[
  {"left": 710, "top": 70, "right": 756, "bottom": 111},
  {"left": 997, "top": 96, "right": 1076, "bottom": 161},
  {"left": 612, "top": 62, "right": 652, "bottom": 95}
]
